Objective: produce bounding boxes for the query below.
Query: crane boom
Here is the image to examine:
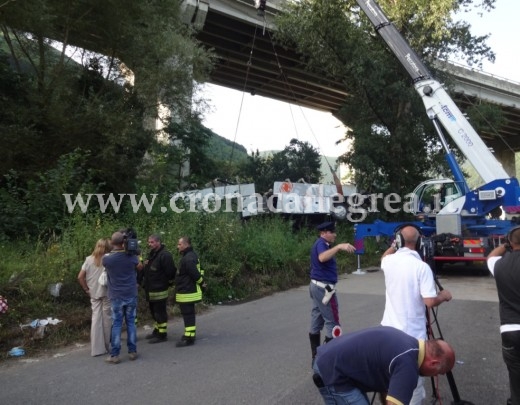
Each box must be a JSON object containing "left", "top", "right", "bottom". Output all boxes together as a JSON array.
[
  {"left": 355, "top": 0, "right": 509, "bottom": 183},
  {"left": 352, "top": 0, "right": 520, "bottom": 271}
]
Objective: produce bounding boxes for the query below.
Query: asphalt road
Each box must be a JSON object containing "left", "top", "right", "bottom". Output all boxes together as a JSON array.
[{"left": 0, "top": 267, "right": 508, "bottom": 405}]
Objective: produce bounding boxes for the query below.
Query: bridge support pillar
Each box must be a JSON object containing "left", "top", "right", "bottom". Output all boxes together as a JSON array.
[{"left": 490, "top": 140, "right": 516, "bottom": 177}]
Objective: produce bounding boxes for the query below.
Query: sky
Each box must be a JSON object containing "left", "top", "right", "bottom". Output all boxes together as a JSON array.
[{"left": 201, "top": 0, "right": 520, "bottom": 158}]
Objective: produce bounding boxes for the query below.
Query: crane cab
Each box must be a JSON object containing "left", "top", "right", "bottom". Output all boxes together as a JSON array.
[{"left": 410, "top": 179, "right": 464, "bottom": 217}]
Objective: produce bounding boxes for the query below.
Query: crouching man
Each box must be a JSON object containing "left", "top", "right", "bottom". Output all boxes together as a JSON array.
[{"left": 312, "top": 326, "right": 455, "bottom": 405}]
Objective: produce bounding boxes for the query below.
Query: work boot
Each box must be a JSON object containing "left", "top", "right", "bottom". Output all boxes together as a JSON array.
[
  {"left": 309, "top": 333, "right": 321, "bottom": 367},
  {"left": 148, "top": 334, "right": 167, "bottom": 344},
  {"left": 324, "top": 336, "right": 333, "bottom": 344},
  {"left": 145, "top": 329, "right": 159, "bottom": 340},
  {"left": 176, "top": 336, "right": 195, "bottom": 347}
]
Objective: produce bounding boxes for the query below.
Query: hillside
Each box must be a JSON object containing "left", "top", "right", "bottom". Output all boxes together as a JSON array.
[
  {"left": 205, "top": 131, "right": 249, "bottom": 163},
  {"left": 206, "top": 134, "right": 351, "bottom": 184},
  {"left": 259, "top": 151, "right": 344, "bottom": 184}
]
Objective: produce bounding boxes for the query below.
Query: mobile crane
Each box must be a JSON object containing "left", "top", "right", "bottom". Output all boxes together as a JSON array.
[{"left": 352, "top": 0, "right": 520, "bottom": 266}]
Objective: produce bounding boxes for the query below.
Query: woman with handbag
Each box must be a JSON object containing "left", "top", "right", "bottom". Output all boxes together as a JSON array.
[{"left": 78, "top": 238, "right": 112, "bottom": 356}]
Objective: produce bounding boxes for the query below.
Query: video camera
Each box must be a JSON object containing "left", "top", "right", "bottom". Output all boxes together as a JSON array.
[
  {"left": 420, "top": 236, "right": 436, "bottom": 262},
  {"left": 121, "top": 227, "right": 139, "bottom": 256}
]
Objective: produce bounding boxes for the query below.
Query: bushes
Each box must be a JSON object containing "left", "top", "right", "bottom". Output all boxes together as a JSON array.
[
  {"left": 0, "top": 151, "right": 98, "bottom": 241},
  {"left": 0, "top": 210, "right": 377, "bottom": 357}
]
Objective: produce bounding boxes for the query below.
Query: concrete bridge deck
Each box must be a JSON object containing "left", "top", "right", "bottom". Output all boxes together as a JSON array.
[{"left": 183, "top": 0, "right": 520, "bottom": 154}]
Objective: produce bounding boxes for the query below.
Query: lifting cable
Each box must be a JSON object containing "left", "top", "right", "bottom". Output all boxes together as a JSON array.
[
  {"left": 227, "top": 24, "right": 259, "bottom": 165},
  {"left": 265, "top": 28, "right": 324, "bottom": 153},
  {"left": 264, "top": 29, "right": 343, "bottom": 184},
  {"left": 227, "top": 10, "right": 342, "bottom": 184}
]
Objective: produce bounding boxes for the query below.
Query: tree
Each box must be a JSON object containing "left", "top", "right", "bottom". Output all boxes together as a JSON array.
[
  {"left": 275, "top": 0, "right": 498, "bottom": 216},
  {"left": 270, "top": 138, "right": 322, "bottom": 184},
  {"left": 240, "top": 150, "right": 276, "bottom": 195},
  {"left": 0, "top": 1, "right": 215, "bottom": 238},
  {"left": 240, "top": 139, "right": 322, "bottom": 194},
  {"left": 0, "top": 0, "right": 214, "bottom": 191}
]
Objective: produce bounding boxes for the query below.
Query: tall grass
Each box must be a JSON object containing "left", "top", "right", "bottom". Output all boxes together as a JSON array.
[{"left": 0, "top": 210, "right": 381, "bottom": 358}]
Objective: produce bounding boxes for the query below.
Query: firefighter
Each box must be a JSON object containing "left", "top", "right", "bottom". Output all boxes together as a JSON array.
[
  {"left": 175, "top": 236, "right": 206, "bottom": 347},
  {"left": 140, "top": 234, "right": 176, "bottom": 344}
]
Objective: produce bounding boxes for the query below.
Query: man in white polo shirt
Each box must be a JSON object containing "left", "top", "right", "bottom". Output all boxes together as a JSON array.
[{"left": 380, "top": 224, "right": 452, "bottom": 404}]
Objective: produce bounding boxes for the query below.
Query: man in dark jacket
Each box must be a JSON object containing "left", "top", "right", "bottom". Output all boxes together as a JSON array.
[
  {"left": 175, "top": 236, "right": 205, "bottom": 347},
  {"left": 139, "top": 234, "right": 176, "bottom": 344},
  {"left": 487, "top": 226, "right": 520, "bottom": 405}
]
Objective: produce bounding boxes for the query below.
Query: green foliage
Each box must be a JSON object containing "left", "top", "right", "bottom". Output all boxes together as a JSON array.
[
  {"left": 0, "top": 0, "right": 309, "bottom": 247},
  {"left": 205, "top": 132, "right": 249, "bottom": 165},
  {"left": 271, "top": 138, "right": 323, "bottom": 183},
  {"left": 0, "top": 41, "right": 153, "bottom": 192},
  {"left": 240, "top": 139, "right": 323, "bottom": 194},
  {"left": 135, "top": 124, "right": 252, "bottom": 194},
  {"left": 198, "top": 132, "right": 250, "bottom": 184},
  {"left": 0, "top": 151, "right": 98, "bottom": 239},
  {"left": 0, "top": 210, "right": 363, "bottom": 307},
  {"left": 238, "top": 150, "right": 274, "bottom": 194},
  {"left": 0, "top": 210, "right": 369, "bottom": 354},
  {"left": 0, "top": 1, "right": 219, "bottom": 240},
  {"left": 464, "top": 102, "right": 505, "bottom": 140}
]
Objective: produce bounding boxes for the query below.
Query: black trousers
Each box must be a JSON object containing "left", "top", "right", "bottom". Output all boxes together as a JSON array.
[
  {"left": 148, "top": 299, "right": 168, "bottom": 334},
  {"left": 502, "top": 330, "right": 520, "bottom": 405},
  {"left": 179, "top": 302, "right": 196, "bottom": 338}
]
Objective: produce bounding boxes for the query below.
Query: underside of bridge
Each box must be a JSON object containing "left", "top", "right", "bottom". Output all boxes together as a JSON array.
[
  {"left": 196, "top": 9, "right": 349, "bottom": 112},
  {"left": 193, "top": 2, "right": 520, "bottom": 157}
]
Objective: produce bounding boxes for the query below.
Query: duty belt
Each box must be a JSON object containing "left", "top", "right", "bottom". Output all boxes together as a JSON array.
[{"left": 311, "top": 279, "right": 335, "bottom": 289}]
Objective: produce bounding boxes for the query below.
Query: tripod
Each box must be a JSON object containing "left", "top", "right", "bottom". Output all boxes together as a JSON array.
[{"left": 426, "top": 276, "right": 474, "bottom": 405}]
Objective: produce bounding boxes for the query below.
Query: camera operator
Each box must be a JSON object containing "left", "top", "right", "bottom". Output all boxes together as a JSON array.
[
  {"left": 118, "top": 228, "right": 143, "bottom": 326},
  {"left": 380, "top": 225, "right": 452, "bottom": 405},
  {"left": 102, "top": 231, "right": 141, "bottom": 363},
  {"left": 487, "top": 230, "right": 520, "bottom": 405}
]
